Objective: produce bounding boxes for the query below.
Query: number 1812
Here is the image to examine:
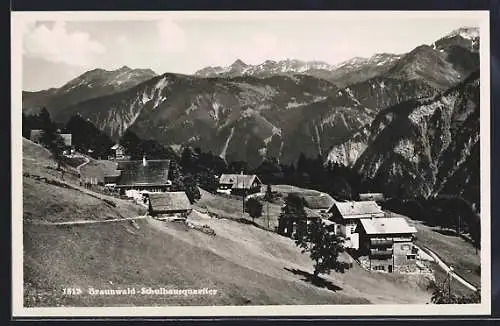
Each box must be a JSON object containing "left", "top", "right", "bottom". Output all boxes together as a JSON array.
[{"left": 62, "top": 287, "right": 82, "bottom": 295}]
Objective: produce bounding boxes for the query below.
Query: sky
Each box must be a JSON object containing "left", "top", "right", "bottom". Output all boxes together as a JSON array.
[{"left": 18, "top": 11, "right": 483, "bottom": 91}]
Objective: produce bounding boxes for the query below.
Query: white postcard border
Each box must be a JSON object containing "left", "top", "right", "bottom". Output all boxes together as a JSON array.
[{"left": 11, "top": 10, "right": 492, "bottom": 317}]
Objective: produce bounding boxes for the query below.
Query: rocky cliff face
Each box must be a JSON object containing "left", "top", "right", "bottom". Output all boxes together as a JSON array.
[
  {"left": 327, "top": 71, "right": 479, "bottom": 202},
  {"left": 345, "top": 77, "right": 439, "bottom": 113}
]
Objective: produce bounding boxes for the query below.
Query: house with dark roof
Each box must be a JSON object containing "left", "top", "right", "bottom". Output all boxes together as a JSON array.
[
  {"left": 111, "top": 144, "right": 126, "bottom": 160},
  {"left": 146, "top": 191, "right": 192, "bottom": 217},
  {"left": 328, "top": 201, "right": 385, "bottom": 249},
  {"left": 358, "top": 217, "right": 418, "bottom": 273},
  {"left": 302, "top": 194, "right": 335, "bottom": 216},
  {"left": 113, "top": 158, "right": 172, "bottom": 194},
  {"left": 217, "top": 173, "right": 262, "bottom": 195}
]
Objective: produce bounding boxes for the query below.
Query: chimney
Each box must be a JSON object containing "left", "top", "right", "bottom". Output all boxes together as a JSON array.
[{"left": 142, "top": 155, "right": 147, "bottom": 166}]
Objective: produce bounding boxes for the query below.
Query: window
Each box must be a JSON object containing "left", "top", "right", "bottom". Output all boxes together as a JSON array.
[
  {"left": 401, "top": 244, "right": 411, "bottom": 251},
  {"left": 407, "top": 254, "right": 416, "bottom": 260},
  {"left": 373, "top": 265, "right": 385, "bottom": 271}
]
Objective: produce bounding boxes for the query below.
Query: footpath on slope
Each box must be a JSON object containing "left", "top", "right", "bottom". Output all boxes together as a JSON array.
[
  {"left": 417, "top": 244, "right": 478, "bottom": 292},
  {"left": 74, "top": 154, "right": 91, "bottom": 173},
  {"left": 24, "top": 215, "right": 148, "bottom": 226}
]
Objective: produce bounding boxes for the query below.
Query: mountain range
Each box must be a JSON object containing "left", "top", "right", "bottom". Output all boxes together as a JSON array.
[
  {"left": 22, "top": 66, "right": 157, "bottom": 116},
  {"left": 22, "top": 26, "right": 481, "bottom": 202},
  {"left": 327, "top": 71, "right": 479, "bottom": 203}
]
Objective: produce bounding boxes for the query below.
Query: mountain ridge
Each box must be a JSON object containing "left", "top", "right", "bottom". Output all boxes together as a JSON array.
[
  {"left": 22, "top": 66, "right": 158, "bottom": 116},
  {"left": 326, "top": 70, "right": 480, "bottom": 203}
]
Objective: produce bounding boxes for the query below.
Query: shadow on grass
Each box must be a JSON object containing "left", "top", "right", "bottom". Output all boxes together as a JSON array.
[
  {"left": 433, "top": 228, "right": 460, "bottom": 237},
  {"left": 432, "top": 228, "right": 476, "bottom": 247},
  {"left": 284, "top": 267, "right": 343, "bottom": 292}
]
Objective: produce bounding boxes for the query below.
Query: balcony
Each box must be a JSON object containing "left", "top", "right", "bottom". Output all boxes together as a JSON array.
[
  {"left": 393, "top": 237, "right": 413, "bottom": 242},
  {"left": 370, "top": 238, "right": 393, "bottom": 246},
  {"left": 370, "top": 248, "right": 393, "bottom": 257}
]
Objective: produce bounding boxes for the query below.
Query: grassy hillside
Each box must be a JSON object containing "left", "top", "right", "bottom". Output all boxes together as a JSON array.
[
  {"left": 391, "top": 211, "right": 480, "bottom": 290},
  {"left": 195, "top": 188, "right": 283, "bottom": 231},
  {"left": 22, "top": 138, "right": 145, "bottom": 223},
  {"left": 22, "top": 137, "right": 432, "bottom": 307},
  {"left": 23, "top": 138, "right": 80, "bottom": 184},
  {"left": 25, "top": 214, "right": 432, "bottom": 307}
]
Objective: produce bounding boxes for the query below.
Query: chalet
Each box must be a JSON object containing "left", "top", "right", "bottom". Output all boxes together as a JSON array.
[
  {"left": 113, "top": 158, "right": 172, "bottom": 195},
  {"left": 111, "top": 144, "right": 126, "bottom": 160},
  {"left": 328, "top": 201, "right": 385, "bottom": 249},
  {"left": 146, "top": 191, "right": 192, "bottom": 217},
  {"left": 217, "top": 173, "right": 262, "bottom": 196},
  {"left": 359, "top": 193, "right": 385, "bottom": 202},
  {"left": 358, "top": 217, "right": 418, "bottom": 273}
]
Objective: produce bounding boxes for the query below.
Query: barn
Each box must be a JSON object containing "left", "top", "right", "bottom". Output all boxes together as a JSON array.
[
  {"left": 114, "top": 158, "right": 172, "bottom": 194},
  {"left": 146, "top": 192, "right": 193, "bottom": 217}
]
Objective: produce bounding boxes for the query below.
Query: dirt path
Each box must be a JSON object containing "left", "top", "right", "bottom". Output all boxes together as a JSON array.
[
  {"left": 418, "top": 245, "right": 478, "bottom": 292},
  {"left": 24, "top": 216, "right": 148, "bottom": 226},
  {"left": 74, "top": 155, "right": 90, "bottom": 172}
]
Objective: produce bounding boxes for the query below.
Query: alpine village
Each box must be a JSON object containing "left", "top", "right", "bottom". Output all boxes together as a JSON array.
[{"left": 22, "top": 26, "right": 481, "bottom": 307}]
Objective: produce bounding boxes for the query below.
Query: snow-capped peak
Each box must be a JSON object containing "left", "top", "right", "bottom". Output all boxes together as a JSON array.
[
  {"left": 445, "top": 27, "right": 479, "bottom": 40},
  {"left": 231, "top": 59, "right": 248, "bottom": 68}
]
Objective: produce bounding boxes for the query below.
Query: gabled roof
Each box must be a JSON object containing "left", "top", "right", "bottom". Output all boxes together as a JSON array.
[
  {"left": 148, "top": 191, "right": 192, "bottom": 211},
  {"left": 218, "top": 174, "right": 261, "bottom": 189},
  {"left": 360, "top": 217, "right": 417, "bottom": 235},
  {"left": 116, "top": 160, "right": 170, "bottom": 186},
  {"left": 303, "top": 194, "right": 335, "bottom": 210},
  {"left": 331, "top": 201, "right": 384, "bottom": 219}
]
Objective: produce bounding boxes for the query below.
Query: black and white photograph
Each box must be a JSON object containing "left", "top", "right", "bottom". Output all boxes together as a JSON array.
[{"left": 11, "top": 10, "right": 491, "bottom": 317}]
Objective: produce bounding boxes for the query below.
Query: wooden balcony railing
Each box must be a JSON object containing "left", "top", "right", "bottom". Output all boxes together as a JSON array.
[
  {"left": 370, "top": 248, "right": 393, "bottom": 257},
  {"left": 370, "top": 239, "right": 393, "bottom": 246}
]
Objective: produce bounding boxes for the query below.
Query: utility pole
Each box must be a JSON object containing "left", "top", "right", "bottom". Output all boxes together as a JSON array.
[
  {"left": 240, "top": 176, "right": 245, "bottom": 215},
  {"left": 448, "top": 265, "right": 454, "bottom": 301},
  {"left": 267, "top": 200, "right": 270, "bottom": 230}
]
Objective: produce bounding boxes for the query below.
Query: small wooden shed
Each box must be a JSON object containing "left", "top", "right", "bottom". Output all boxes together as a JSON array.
[{"left": 147, "top": 191, "right": 192, "bottom": 217}]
